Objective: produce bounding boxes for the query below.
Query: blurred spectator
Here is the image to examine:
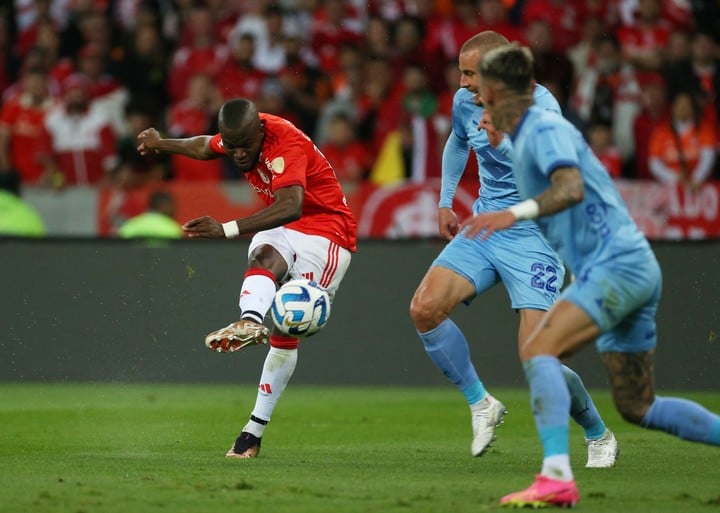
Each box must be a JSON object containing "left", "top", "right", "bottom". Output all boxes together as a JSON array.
[
  {"left": 476, "top": 0, "right": 524, "bottom": 44},
  {"left": 632, "top": 72, "right": 669, "bottom": 179},
  {"left": 256, "top": 78, "right": 302, "bottom": 129},
  {"left": 314, "top": 52, "right": 365, "bottom": 146},
  {"left": 29, "top": 20, "right": 74, "bottom": 90},
  {"left": 75, "top": 43, "right": 129, "bottom": 136},
  {"left": 584, "top": 0, "right": 619, "bottom": 27},
  {"left": 81, "top": 10, "right": 120, "bottom": 53},
  {"left": 14, "top": 0, "right": 59, "bottom": 58},
  {"left": 434, "top": 58, "right": 460, "bottom": 147},
  {"left": 319, "top": 112, "right": 371, "bottom": 184},
  {"left": 216, "top": 33, "right": 266, "bottom": 102},
  {"left": 167, "top": 4, "right": 228, "bottom": 102},
  {"left": 616, "top": 0, "right": 693, "bottom": 31},
  {"left": 113, "top": 100, "right": 169, "bottom": 189},
  {"left": 648, "top": 90, "right": 716, "bottom": 187},
  {"left": 251, "top": 3, "right": 293, "bottom": 74},
  {"left": 118, "top": 189, "right": 182, "bottom": 239},
  {"left": 393, "top": 15, "right": 446, "bottom": 93},
  {"left": 276, "top": 31, "right": 332, "bottom": 134},
  {"left": 166, "top": 73, "right": 223, "bottom": 181},
  {"left": 521, "top": 0, "right": 584, "bottom": 53},
  {"left": 664, "top": 29, "right": 691, "bottom": 67},
  {"left": 664, "top": 32, "right": 720, "bottom": 138},
  {"left": 356, "top": 55, "right": 404, "bottom": 157},
  {"left": 0, "top": 15, "right": 20, "bottom": 93},
  {"left": 327, "top": 43, "right": 364, "bottom": 100},
  {"left": 59, "top": 4, "right": 117, "bottom": 60},
  {"left": 0, "top": 170, "right": 46, "bottom": 237},
  {"left": 204, "top": 0, "right": 243, "bottom": 44},
  {"left": 364, "top": 15, "right": 393, "bottom": 59},
  {"left": 587, "top": 121, "right": 623, "bottom": 178},
  {"left": 615, "top": 0, "right": 671, "bottom": 71},
  {"left": 2, "top": 26, "right": 72, "bottom": 103},
  {"left": 42, "top": 73, "right": 117, "bottom": 186},
  {"left": 0, "top": 68, "right": 55, "bottom": 185},
  {"left": 573, "top": 34, "right": 643, "bottom": 162},
  {"left": 112, "top": 0, "right": 164, "bottom": 33},
  {"left": 424, "top": 0, "right": 483, "bottom": 60},
  {"left": 567, "top": 16, "right": 606, "bottom": 80},
  {"left": 398, "top": 62, "right": 441, "bottom": 182},
  {"left": 543, "top": 76, "right": 586, "bottom": 134},
  {"left": 228, "top": 3, "right": 300, "bottom": 75},
  {"left": 110, "top": 21, "right": 170, "bottom": 112},
  {"left": 691, "top": 0, "right": 720, "bottom": 43},
  {"left": 310, "top": 0, "right": 364, "bottom": 74},
  {"left": 524, "top": 19, "right": 575, "bottom": 108}
]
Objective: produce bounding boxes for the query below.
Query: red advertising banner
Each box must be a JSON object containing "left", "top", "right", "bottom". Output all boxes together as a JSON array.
[
  {"left": 614, "top": 179, "right": 720, "bottom": 240},
  {"left": 97, "top": 179, "right": 720, "bottom": 240}
]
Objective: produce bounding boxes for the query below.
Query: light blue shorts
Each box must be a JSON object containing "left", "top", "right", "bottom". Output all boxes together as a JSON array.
[
  {"left": 432, "top": 225, "right": 564, "bottom": 311},
  {"left": 560, "top": 248, "right": 662, "bottom": 353}
]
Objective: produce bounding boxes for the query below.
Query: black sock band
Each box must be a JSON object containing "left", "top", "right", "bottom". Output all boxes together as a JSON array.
[
  {"left": 241, "top": 311, "right": 264, "bottom": 324},
  {"left": 250, "top": 415, "right": 269, "bottom": 425}
]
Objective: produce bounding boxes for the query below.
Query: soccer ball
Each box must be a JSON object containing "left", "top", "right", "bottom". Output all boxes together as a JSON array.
[{"left": 270, "top": 279, "right": 331, "bottom": 338}]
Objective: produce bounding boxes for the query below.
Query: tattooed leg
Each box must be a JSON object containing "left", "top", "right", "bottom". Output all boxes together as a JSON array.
[
  {"left": 601, "top": 350, "right": 720, "bottom": 444},
  {"left": 600, "top": 351, "right": 655, "bottom": 424}
]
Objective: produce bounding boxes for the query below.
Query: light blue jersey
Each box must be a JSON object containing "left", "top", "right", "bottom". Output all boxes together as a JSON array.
[
  {"left": 439, "top": 84, "right": 561, "bottom": 215},
  {"left": 510, "top": 106, "right": 651, "bottom": 276},
  {"left": 511, "top": 105, "right": 661, "bottom": 349},
  {"left": 433, "top": 85, "right": 564, "bottom": 310}
]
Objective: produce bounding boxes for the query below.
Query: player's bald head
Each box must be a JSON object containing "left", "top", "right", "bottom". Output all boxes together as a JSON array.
[
  {"left": 218, "top": 98, "right": 261, "bottom": 136},
  {"left": 461, "top": 31, "right": 510, "bottom": 56}
]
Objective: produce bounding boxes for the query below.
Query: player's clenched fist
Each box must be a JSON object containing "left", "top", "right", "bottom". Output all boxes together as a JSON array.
[{"left": 137, "top": 128, "right": 162, "bottom": 155}]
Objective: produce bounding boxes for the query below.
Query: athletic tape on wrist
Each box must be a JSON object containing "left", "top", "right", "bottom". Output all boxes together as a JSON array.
[
  {"left": 508, "top": 199, "right": 539, "bottom": 220},
  {"left": 222, "top": 221, "right": 240, "bottom": 238}
]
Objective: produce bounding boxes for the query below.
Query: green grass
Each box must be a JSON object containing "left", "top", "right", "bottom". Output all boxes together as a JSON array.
[{"left": 2, "top": 384, "right": 719, "bottom": 513}]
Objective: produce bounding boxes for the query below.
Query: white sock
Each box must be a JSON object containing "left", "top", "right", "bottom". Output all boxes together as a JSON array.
[
  {"left": 239, "top": 273, "right": 277, "bottom": 324},
  {"left": 243, "top": 347, "right": 298, "bottom": 437},
  {"left": 541, "top": 454, "right": 574, "bottom": 481}
]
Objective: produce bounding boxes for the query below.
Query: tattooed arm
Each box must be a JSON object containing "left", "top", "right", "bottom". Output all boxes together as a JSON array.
[
  {"left": 460, "top": 166, "right": 584, "bottom": 239},
  {"left": 535, "top": 166, "right": 585, "bottom": 216}
]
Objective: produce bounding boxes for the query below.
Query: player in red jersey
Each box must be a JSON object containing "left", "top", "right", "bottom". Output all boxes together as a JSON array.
[{"left": 137, "top": 98, "right": 357, "bottom": 458}]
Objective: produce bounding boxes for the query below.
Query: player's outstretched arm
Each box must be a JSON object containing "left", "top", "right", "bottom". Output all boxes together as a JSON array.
[
  {"left": 137, "top": 128, "right": 215, "bottom": 160},
  {"left": 183, "top": 185, "right": 304, "bottom": 239}
]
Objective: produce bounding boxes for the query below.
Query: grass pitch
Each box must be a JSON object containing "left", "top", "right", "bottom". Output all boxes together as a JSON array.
[{"left": 2, "top": 384, "right": 719, "bottom": 513}]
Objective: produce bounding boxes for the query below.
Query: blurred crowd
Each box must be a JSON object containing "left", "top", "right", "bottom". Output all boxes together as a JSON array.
[{"left": 1, "top": 0, "right": 720, "bottom": 196}]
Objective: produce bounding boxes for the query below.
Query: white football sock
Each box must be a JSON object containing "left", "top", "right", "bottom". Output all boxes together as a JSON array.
[
  {"left": 243, "top": 347, "right": 298, "bottom": 437},
  {"left": 541, "top": 454, "right": 574, "bottom": 481},
  {"left": 239, "top": 272, "right": 277, "bottom": 324}
]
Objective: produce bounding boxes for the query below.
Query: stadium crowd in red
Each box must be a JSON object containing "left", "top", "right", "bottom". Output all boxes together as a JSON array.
[{"left": 1, "top": 0, "right": 719, "bottom": 192}]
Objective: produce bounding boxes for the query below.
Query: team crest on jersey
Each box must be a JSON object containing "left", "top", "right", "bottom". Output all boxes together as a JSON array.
[
  {"left": 269, "top": 157, "right": 285, "bottom": 175},
  {"left": 256, "top": 168, "right": 271, "bottom": 183}
]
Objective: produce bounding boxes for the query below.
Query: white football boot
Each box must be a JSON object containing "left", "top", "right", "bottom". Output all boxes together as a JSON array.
[
  {"left": 470, "top": 393, "right": 507, "bottom": 456},
  {"left": 585, "top": 428, "right": 619, "bottom": 468}
]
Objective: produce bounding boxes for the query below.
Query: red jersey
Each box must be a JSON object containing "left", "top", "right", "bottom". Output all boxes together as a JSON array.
[
  {"left": 209, "top": 113, "right": 358, "bottom": 252},
  {"left": 0, "top": 95, "right": 54, "bottom": 182}
]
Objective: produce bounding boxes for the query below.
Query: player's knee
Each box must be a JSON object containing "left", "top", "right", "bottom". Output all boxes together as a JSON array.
[{"left": 409, "top": 291, "right": 443, "bottom": 332}]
